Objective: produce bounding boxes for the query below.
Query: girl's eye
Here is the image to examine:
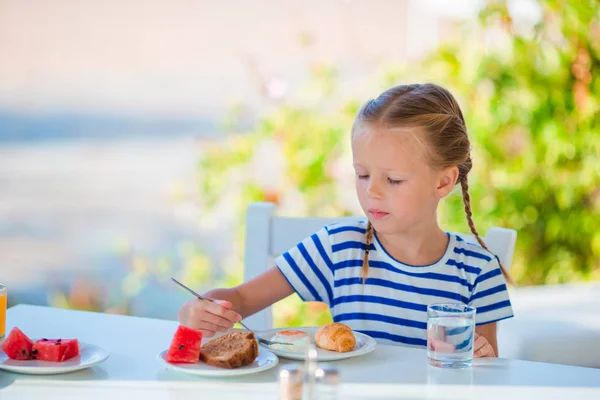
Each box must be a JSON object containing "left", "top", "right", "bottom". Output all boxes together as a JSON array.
[
  {"left": 357, "top": 174, "right": 369, "bottom": 180},
  {"left": 388, "top": 178, "right": 404, "bottom": 185}
]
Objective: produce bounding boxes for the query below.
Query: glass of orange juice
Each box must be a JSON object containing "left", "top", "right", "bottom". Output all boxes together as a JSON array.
[{"left": 0, "top": 283, "right": 6, "bottom": 341}]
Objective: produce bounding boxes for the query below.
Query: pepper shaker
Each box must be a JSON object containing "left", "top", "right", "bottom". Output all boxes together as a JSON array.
[
  {"left": 279, "top": 363, "right": 304, "bottom": 400},
  {"left": 303, "top": 341, "right": 319, "bottom": 400},
  {"left": 313, "top": 364, "right": 339, "bottom": 400}
]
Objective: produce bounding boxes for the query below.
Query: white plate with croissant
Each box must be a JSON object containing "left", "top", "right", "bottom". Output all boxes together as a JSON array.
[{"left": 259, "top": 323, "right": 377, "bottom": 361}]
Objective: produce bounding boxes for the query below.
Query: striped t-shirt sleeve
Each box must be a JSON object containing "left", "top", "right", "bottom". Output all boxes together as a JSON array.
[
  {"left": 274, "top": 227, "right": 334, "bottom": 306},
  {"left": 469, "top": 257, "right": 514, "bottom": 325}
]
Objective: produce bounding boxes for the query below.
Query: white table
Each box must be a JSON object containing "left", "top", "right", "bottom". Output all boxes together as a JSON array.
[{"left": 1, "top": 305, "right": 599, "bottom": 400}]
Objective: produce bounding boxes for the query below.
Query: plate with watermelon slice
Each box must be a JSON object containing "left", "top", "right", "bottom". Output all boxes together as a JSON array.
[
  {"left": 0, "top": 327, "right": 109, "bottom": 375},
  {"left": 157, "top": 325, "right": 279, "bottom": 377}
]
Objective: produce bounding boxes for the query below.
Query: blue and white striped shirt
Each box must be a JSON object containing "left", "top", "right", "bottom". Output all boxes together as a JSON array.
[{"left": 275, "top": 220, "right": 514, "bottom": 347}]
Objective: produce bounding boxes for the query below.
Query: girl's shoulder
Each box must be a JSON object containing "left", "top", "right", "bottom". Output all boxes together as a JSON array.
[
  {"left": 451, "top": 234, "right": 498, "bottom": 271},
  {"left": 321, "top": 218, "right": 369, "bottom": 244},
  {"left": 453, "top": 234, "right": 494, "bottom": 258}
]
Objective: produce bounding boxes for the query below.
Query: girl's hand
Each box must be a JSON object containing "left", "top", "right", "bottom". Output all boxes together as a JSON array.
[
  {"left": 428, "top": 338, "right": 456, "bottom": 353},
  {"left": 427, "top": 331, "right": 456, "bottom": 353},
  {"left": 178, "top": 298, "right": 242, "bottom": 338},
  {"left": 473, "top": 332, "right": 496, "bottom": 358}
]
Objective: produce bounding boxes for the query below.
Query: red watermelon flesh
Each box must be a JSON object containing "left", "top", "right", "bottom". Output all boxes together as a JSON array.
[
  {"left": 1, "top": 327, "right": 34, "bottom": 360},
  {"left": 33, "top": 339, "right": 80, "bottom": 362},
  {"left": 62, "top": 339, "right": 80, "bottom": 360},
  {"left": 166, "top": 325, "right": 203, "bottom": 363}
]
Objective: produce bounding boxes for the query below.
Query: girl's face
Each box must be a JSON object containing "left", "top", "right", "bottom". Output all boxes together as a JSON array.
[{"left": 352, "top": 123, "right": 453, "bottom": 235}]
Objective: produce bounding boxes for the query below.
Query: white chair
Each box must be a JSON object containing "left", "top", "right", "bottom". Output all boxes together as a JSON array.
[{"left": 243, "top": 201, "right": 517, "bottom": 330}]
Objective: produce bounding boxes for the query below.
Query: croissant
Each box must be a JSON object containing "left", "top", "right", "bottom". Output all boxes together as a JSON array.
[{"left": 315, "top": 323, "right": 356, "bottom": 353}]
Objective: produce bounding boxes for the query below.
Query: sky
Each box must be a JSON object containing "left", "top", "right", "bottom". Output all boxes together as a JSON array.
[{"left": 0, "top": 0, "right": 483, "bottom": 117}]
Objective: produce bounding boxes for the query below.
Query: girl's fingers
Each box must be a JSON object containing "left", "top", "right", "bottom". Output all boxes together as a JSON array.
[
  {"left": 202, "top": 310, "right": 236, "bottom": 330},
  {"left": 429, "top": 338, "right": 456, "bottom": 353},
  {"left": 473, "top": 334, "right": 496, "bottom": 357},
  {"left": 195, "top": 320, "right": 230, "bottom": 334},
  {"left": 178, "top": 298, "right": 240, "bottom": 332},
  {"left": 213, "top": 299, "right": 233, "bottom": 309},
  {"left": 474, "top": 341, "right": 495, "bottom": 358},
  {"left": 205, "top": 301, "right": 242, "bottom": 323},
  {"left": 473, "top": 334, "right": 487, "bottom": 352}
]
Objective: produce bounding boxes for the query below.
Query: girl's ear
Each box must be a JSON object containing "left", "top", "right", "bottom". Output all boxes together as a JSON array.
[{"left": 436, "top": 166, "right": 459, "bottom": 199}]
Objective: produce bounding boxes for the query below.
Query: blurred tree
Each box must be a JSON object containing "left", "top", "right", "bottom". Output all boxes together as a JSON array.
[
  {"left": 195, "top": 0, "right": 600, "bottom": 325},
  {"left": 417, "top": 0, "right": 600, "bottom": 285}
]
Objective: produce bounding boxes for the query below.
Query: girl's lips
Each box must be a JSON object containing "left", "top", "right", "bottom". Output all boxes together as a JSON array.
[{"left": 369, "top": 209, "right": 390, "bottom": 219}]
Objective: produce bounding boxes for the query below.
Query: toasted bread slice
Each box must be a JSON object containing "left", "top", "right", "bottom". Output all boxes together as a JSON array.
[{"left": 199, "top": 332, "right": 258, "bottom": 369}]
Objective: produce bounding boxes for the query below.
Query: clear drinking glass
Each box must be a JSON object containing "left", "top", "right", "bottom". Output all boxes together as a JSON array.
[
  {"left": 0, "top": 283, "right": 6, "bottom": 341},
  {"left": 427, "top": 303, "right": 476, "bottom": 368}
]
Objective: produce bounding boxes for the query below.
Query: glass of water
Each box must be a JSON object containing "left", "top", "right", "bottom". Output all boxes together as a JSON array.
[
  {"left": 0, "top": 283, "right": 6, "bottom": 341},
  {"left": 427, "top": 303, "right": 476, "bottom": 368}
]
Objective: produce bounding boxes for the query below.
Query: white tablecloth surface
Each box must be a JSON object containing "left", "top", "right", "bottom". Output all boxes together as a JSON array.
[{"left": 1, "top": 305, "right": 599, "bottom": 399}]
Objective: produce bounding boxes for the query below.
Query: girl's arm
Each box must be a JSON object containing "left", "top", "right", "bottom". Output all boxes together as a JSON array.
[
  {"left": 206, "top": 266, "right": 295, "bottom": 318},
  {"left": 475, "top": 322, "right": 498, "bottom": 357},
  {"left": 178, "top": 266, "right": 295, "bottom": 337}
]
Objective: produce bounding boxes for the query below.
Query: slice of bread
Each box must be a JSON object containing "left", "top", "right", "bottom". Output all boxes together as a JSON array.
[{"left": 199, "top": 332, "right": 259, "bottom": 369}]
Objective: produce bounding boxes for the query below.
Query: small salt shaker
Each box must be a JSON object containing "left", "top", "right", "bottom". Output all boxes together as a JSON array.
[{"left": 314, "top": 364, "right": 340, "bottom": 400}]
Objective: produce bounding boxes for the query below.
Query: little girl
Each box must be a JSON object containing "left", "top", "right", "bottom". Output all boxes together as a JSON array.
[{"left": 179, "top": 83, "right": 513, "bottom": 358}]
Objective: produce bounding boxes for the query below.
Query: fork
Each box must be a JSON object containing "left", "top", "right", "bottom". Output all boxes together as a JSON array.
[{"left": 170, "top": 277, "right": 293, "bottom": 347}]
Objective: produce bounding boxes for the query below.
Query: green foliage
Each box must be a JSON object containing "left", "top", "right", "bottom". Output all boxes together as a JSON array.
[
  {"left": 421, "top": 0, "right": 600, "bottom": 284},
  {"left": 196, "top": 1, "right": 600, "bottom": 325}
]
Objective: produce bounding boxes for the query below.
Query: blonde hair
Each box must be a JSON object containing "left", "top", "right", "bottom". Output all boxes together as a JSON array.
[{"left": 354, "top": 83, "right": 514, "bottom": 285}]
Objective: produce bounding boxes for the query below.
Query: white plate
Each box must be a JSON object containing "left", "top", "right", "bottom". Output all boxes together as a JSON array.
[
  {"left": 157, "top": 346, "right": 279, "bottom": 377},
  {"left": 0, "top": 341, "right": 109, "bottom": 375},
  {"left": 259, "top": 326, "right": 377, "bottom": 361}
]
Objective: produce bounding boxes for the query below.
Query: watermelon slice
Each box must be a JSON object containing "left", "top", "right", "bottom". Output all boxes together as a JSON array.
[
  {"left": 1, "top": 327, "right": 34, "bottom": 360},
  {"left": 63, "top": 339, "right": 80, "bottom": 360},
  {"left": 166, "top": 325, "right": 203, "bottom": 363},
  {"left": 33, "top": 338, "right": 80, "bottom": 362}
]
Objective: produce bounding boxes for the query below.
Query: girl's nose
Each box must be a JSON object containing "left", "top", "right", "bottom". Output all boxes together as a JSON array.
[{"left": 367, "top": 181, "right": 383, "bottom": 200}]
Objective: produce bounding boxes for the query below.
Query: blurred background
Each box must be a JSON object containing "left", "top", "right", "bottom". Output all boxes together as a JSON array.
[{"left": 1, "top": 0, "right": 598, "bottom": 336}]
